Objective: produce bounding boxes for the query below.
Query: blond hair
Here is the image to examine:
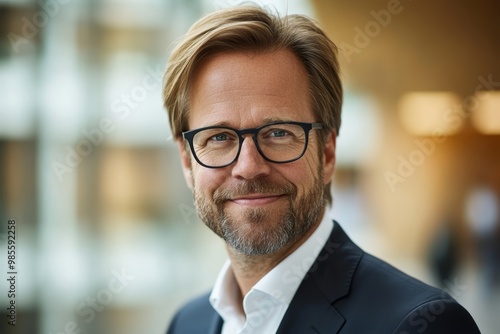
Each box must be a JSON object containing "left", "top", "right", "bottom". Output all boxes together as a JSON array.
[{"left": 163, "top": 5, "right": 342, "bottom": 204}]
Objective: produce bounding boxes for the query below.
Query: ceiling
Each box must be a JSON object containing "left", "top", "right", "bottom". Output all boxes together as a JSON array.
[{"left": 311, "top": 0, "right": 500, "bottom": 99}]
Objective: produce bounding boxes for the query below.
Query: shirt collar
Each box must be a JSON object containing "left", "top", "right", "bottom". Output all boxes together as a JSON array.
[
  {"left": 210, "top": 215, "right": 334, "bottom": 318},
  {"left": 252, "top": 214, "right": 334, "bottom": 304}
]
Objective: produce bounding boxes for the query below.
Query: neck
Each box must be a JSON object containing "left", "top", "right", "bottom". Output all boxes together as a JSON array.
[{"left": 226, "top": 217, "right": 322, "bottom": 300}]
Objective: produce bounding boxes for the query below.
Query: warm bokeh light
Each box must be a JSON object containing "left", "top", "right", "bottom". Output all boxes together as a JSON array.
[
  {"left": 472, "top": 92, "right": 500, "bottom": 135},
  {"left": 398, "top": 92, "right": 464, "bottom": 136}
]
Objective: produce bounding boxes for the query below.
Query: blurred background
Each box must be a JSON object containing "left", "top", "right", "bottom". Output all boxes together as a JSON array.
[{"left": 1, "top": 0, "right": 499, "bottom": 333}]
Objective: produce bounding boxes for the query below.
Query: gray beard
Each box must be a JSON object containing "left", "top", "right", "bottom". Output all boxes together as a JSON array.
[{"left": 193, "top": 168, "right": 325, "bottom": 255}]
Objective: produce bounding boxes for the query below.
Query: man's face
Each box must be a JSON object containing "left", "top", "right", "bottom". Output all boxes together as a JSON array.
[{"left": 178, "top": 49, "right": 336, "bottom": 255}]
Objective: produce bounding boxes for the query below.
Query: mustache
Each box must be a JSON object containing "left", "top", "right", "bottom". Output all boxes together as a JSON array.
[{"left": 213, "top": 179, "right": 297, "bottom": 204}]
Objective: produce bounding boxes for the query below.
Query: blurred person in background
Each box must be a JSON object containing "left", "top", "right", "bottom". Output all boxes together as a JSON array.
[
  {"left": 427, "top": 215, "right": 460, "bottom": 286},
  {"left": 466, "top": 184, "right": 500, "bottom": 298},
  {"left": 162, "top": 5, "right": 480, "bottom": 334}
]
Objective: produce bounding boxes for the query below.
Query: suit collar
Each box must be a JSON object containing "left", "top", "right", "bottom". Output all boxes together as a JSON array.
[
  {"left": 276, "top": 221, "right": 363, "bottom": 334},
  {"left": 311, "top": 222, "right": 363, "bottom": 302},
  {"left": 208, "top": 311, "right": 223, "bottom": 334}
]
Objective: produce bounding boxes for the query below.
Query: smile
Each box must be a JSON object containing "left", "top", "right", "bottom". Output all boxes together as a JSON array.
[{"left": 229, "top": 194, "right": 285, "bottom": 206}]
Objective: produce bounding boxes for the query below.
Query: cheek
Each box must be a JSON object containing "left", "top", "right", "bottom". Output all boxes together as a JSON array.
[
  {"left": 191, "top": 167, "right": 227, "bottom": 195},
  {"left": 300, "top": 149, "right": 322, "bottom": 177},
  {"left": 277, "top": 156, "right": 319, "bottom": 191}
]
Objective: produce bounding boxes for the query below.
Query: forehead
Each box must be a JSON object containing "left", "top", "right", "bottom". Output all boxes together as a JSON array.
[{"left": 188, "top": 49, "right": 313, "bottom": 129}]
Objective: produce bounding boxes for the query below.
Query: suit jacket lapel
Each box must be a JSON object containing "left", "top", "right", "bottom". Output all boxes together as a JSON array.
[
  {"left": 276, "top": 222, "right": 363, "bottom": 334},
  {"left": 276, "top": 275, "right": 345, "bottom": 334}
]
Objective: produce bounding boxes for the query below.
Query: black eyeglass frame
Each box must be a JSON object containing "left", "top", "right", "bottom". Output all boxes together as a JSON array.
[{"left": 182, "top": 121, "right": 323, "bottom": 169}]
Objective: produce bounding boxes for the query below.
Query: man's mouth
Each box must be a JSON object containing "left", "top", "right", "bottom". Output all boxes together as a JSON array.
[{"left": 229, "top": 194, "right": 285, "bottom": 206}]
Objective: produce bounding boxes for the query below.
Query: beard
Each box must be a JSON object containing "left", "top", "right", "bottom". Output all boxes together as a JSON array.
[{"left": 192, "top": 167, "right": 325, "bottom": 256}]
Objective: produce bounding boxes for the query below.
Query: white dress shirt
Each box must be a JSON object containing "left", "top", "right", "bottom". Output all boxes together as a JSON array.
[{"left": 209, "top": 215, "right": 334, "bottom": 334}]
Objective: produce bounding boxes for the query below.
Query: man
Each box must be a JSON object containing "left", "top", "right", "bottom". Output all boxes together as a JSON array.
[{"left": 163, "top": 5, "right": 480, "bottom": 334}]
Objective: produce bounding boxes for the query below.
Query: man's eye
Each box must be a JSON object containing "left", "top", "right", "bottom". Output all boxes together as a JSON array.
[
  {"left": 269, "top": 130, "right": 288, "bottom": 137},
  {"left": 210, "top": 133, "right": 228, "bottom": 141}
]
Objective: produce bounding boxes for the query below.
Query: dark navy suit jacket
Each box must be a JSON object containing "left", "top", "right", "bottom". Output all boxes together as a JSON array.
[{"left": 167, "top": 222, "right": 481, "bottom": 333}]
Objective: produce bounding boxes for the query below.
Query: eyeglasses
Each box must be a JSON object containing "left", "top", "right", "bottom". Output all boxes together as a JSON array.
[{"left": 182, "top": 121, "right": 322, "bottom": 168}]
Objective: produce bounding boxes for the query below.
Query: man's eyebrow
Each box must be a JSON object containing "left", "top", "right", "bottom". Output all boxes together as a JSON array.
[
  {"left": 201, "top": 121, "right": 232, "bottom": 128},
  {"left": 262, "top": 117, "right": 294, "bottom": 123},
  {"left": 200, "top": 118, "right": 296, "bottom": 129}
]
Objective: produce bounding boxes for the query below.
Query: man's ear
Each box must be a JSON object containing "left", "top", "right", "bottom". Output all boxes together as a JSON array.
[
  {"left": 177, "top": 138, "right": 193, "bottom": 190},
  {"left": 322, "top": 131, "right": 336, "bottom": 185}
]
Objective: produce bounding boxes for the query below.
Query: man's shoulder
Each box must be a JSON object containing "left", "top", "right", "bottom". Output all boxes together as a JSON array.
[
  {"left": 339, "top": 252, "right": 480, "bottom": 332},
  {"left": 166, "top": 292, "right": 221, "bottom": 334},
  {"left": 356, "top": 252, "right": 442, "bottom": 297},
  {"left": 313, "top": 223, "right": 480, "bottom": 332},
  {"left": 325, "top": 223, "right": 457, "bottom": 304}
]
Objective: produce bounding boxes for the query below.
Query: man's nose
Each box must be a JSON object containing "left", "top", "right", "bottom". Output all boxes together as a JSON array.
[{"left": 231, "top": 136, "right": 271, "bottom": 180}]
